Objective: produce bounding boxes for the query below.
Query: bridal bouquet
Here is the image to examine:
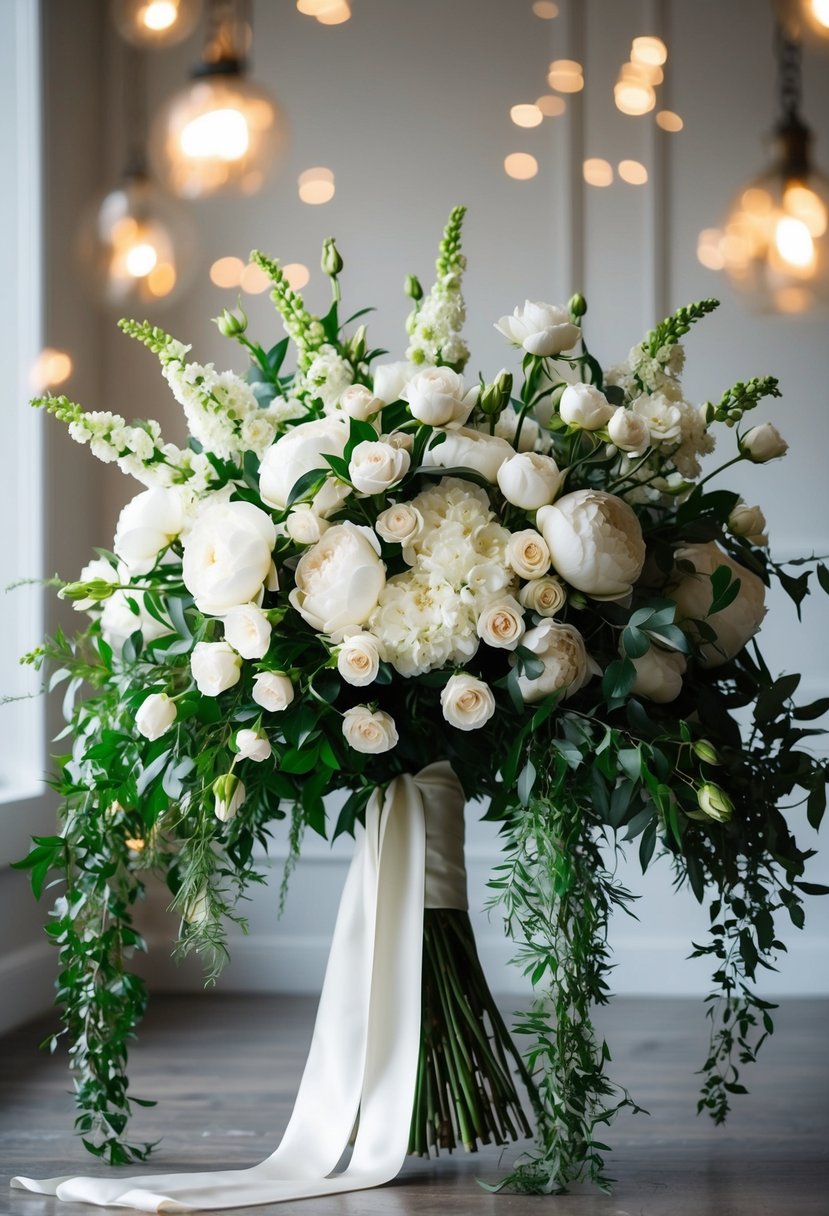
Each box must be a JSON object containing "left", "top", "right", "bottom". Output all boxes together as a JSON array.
[{"left": 16, "top": 208, "right": 828, "bottom": 1194}]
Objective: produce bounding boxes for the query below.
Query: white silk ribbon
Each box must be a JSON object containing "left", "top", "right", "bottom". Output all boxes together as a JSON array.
[{"left": 11, "top": 761, "right": 467, "bottom": 1213}]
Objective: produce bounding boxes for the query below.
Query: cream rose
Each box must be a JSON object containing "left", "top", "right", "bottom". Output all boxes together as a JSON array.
[
  {"left": 290, "top": 523, "right": 386, "bottom": 640},
  {"left": 728, "top": 502, "right": 766, "bottom": 538},
  {"left": 338, "top": 384, "right": 383, "bottom": 420},
  {"left": 495, "top": 301, "right": 580, "bottom": 357},
  {"left": 135, "top": 692, "right": 177, "bottom": 741},
  {"left": 497, "top": 452, "right": 562, "bottom": 510},
  {"left": 182, "top": 500, "right": 276, "bottom": 617},
  {"left": 223, "top": 603, "right": 272, "bottom": 660},
  {"left": 252, "top": 671, "right": 294, "bottom": 711},
  {"left": 424, "top": 427, "right": 514, "bottom": 483},
  {"left": 114, "top": 487, "right": 185, "bottom": 576},
  {"left": 669, "top": 542, "right": 766, "bottom": 667},
  {"left": 515, "top": 620, "right": 590, "bottom": 703},
  {"left": 740, "top": 423, "right": 788, "bottom": 463},
  {"left": 537, "top": 489, "right": 646, "bottom": 600},
  {"left": 284, "top": 506, "right": 329, "bottom": 546},
  {"left": 374, "top": 503, "right": 423, "bottom": 551},
  {"left": 477, "top": 597, "right": 526, "bottom": 650},
  {"left": 258, "top": 415, "right": 349, "bottom": 510},
  {"left": 440, "top": 674, "right": 496, "bottom": 731},
  {"left": 506, "top": 529, "right": 552, "bottom": 579},
  {"left": 608, "top": 407, "right": 650, "bottom": 452},
  {"left": 348, "top": 441, "right": 411, "bottom": 494},
  {"left": 518, "top": 576, "right": 567, "bottom": 616},
  {"left": 235, "top": 728, "right": 272, "bottom": 762},
  {"left": 341, "top": 706, "right": 398, "bottom": 753},
  {"left": 402, "top": 367, "right": 479, "bottom": 427},
  {"left": 190, "top": 641, "right": 242, "bottom": 696},
  {"left": 559, "top": 383, "right": 614, "bottom": 431},
  {"left": 337, "top": 633, "right": 381, "bottom": 686},
  {"left": 630, "top": 646, "right": 686, "bottom": 703}
]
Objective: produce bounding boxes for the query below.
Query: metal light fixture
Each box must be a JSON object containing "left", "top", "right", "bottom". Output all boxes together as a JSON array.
[
  {"left": 112, "top": 0, "right": 202, "bottom": 47},
  {"left": 149, "top": 0, "right": 286, "bottom": 198},
  {"left": 776, "top": 0, "right": 829, "bottom": 41},
  {"left": 717, "top": 25, "right": 829, "bottom": 313},
  {"left": 77, "top": 50, "right": 196, "bottom": 308}
]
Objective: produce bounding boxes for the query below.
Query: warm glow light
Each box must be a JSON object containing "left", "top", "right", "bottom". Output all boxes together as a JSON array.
[
  {"left": 210, "top": 255, "right": 246, "bottom": 288},
  {"left": 614, "top": 80, "right": 656, "bottom": 116},
  {"left": 31, "top": 348, "right": 73, "bottom": 391},
  {"left": 532, "top": 1, "right": 559, "bottom": 16},
  {"left": 240, "top": 262, "right": 271, "bottom": 293},
  {"left": 283, "top": 262, "right": 310, "bottom": 290},
  {"left": 536, "top": 94, "right": 565, "bottom": 117},
  {"left": 298, "top": 167, "right": 336, "bottom": 204},
  {"left": 775, "top": 285, "right": 813, "bottom": 313},
  {"left": 811, "top": 0, "right": 829, "bottom": 30},
  {"left": 774, "top": 216, "right": 815, "bottom": 269},
  {"left": 631, "top": 35, "right": 668, "bottom": 66},
  {"left": 142, "top": 1, "right": 177, "bottom": 30},
  {"left": 504, "top": 152, "right": 539, "bottom": 180},
  {"left": 148, "top": 262, "right": 176, "bottom": 297},
  {"left": 548, "top": 59, "right": 584, "bottom": 92},
  {"left": 180, "top": 108, "right": 250, "bottom": 162},
  {"left": 316, "top": 2, "right": 351, "bottom": 23},
  {"left": 125, "top": 242, "right": 158, "bottom": 278},
  {"left": 620, "top": 59, "right": 663, "bottom": 86},
  {"left": 656, "top": 109, "right": 684, "bottom": 132},
  {"left": 583, "top": 158, "right": 613, "bottom": 187},
  {"left": 741, "top": 186, "right": 774, "bottom": 216},
  {"left": 511, "top": 103, "right": 543, "bottom": 128},
  {"left": 784, "top": 183, "right": 828, "bottom": 236},
  {"left": 125, "top": 837, "right": 145, "bottom": 852},
  {"left": 618, "top": 159, "right": 648, "bottom": 185},
  {"left": 697, "top": 228, "right": 726, "bottom": 271}
]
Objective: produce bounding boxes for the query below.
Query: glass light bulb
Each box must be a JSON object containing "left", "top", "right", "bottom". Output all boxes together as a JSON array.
[
  {"left": 150, "top": 72, "right": 286, "bottom": 198},
  {"left": 111, "top": 0, "right": 202, "bottom": 47},
  {"left": 76, "top": 174, "right": 197, "bottom": 308}
]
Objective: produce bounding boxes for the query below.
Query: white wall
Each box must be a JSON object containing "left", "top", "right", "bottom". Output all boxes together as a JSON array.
[{"left": 7, "top": 0, "right": 828, "bottom": 1024}]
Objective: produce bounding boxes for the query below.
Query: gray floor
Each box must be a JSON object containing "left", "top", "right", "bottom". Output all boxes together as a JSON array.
[{"left": 1, "top": 994, "right": 827, "bottom": 1214}]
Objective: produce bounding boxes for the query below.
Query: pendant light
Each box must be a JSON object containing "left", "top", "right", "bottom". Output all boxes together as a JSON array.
[
  {"left": 112, "top": 0, "right": 202, "bottom": 47},
  {"left": 76, "top": 49, "right": 196, "bottom": 308},
  {"left": 718, "top": 24, "right": 829, "bottom": 313},
  {"left": 149, "top": 0, "right": 286, "bottom": 199}
]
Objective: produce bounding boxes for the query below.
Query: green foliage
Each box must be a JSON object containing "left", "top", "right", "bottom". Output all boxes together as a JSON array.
[
  {"left": 436, "top": 205, "right": 467, "bottom": 278},
  {"left": 704, "top": 376, "right": 782, "bottom": 426},
  {"left": 644, "top": 298, "right": 720, "bottom": 355}
]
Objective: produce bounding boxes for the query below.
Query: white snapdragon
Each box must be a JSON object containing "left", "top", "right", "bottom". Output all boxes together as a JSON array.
[
  {"left": 406, "top": 272, "right": 469, "bottom": 368},
  {"left": 440, "top": 674, "right": 496, "bottom": 731},
  {"left": 631, "top": 392, "right": 683, "bottom": 445},
  {"left": 303, "top": 344, "right": 354, "bottom": 411}
]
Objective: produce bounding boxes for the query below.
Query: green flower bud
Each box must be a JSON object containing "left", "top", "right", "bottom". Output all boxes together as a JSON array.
[
  {"left": 479, "top": 369, "right": 513, "bottom": 416},
  {"left": 696, "top": 783, "right": 733, "bottom": 823},
  {"left": 693, "top": 739, "right": 720, "bottom": 765},
  {"left": 214, "top": 305, "right": 248, "bottom": 338},
  {"left": 57, "top": 578, "right": 117, "bottom": 604},
  {"left": 405, "top": 274, "right": 423, "bottom": 301},
  {"left": 321, "top": 237, "right": 343, "bottom": 277},
  {"left": 213, "top": 773, "right": 245, "bottom": 823},
  {"left": 347, "top": 324, "right": 368, "bottom": 364},
  {"left": 568, "top": 292, "right": 587, "bottom": 319}
]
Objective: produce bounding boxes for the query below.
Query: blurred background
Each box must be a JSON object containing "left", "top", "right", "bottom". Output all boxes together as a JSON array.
[{"left": 1, "top": 0, "right": 827, "bottom": 1033}]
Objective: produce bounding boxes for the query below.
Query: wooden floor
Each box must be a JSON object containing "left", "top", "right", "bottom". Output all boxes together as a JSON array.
[{"left": 1, "top": 994, "right": 827, "bottom": 1215}]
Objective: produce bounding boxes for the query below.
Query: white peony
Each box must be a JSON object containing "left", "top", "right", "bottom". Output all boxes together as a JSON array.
[
  {"left": 424, "top": 427, "right": 513, "bottom": 482},
  {"left": 373, "top": 360, "right": 418, "bottom": 405},
  {"left": 497, "top": 452, "right": 562, "bottom": 510},
  {"left": 559, "top": 383, "right": 614, "bottom": 431},
  {"left": 630, "top": 646, "right": 686, "bottom": 703},
  {"left": 223, "top": 603, "right": 272, "bottom": 661},
  {"left": 631, "top": 392, "right": 683, "bottom": 446},
  {"left": 182, "top": 500, "right": 276, "bottom": 617},
  {"left": 477, "top": 597, "right": 526, "bottom": 649},
  {"left": 135, "top": 692, "right": 177, "bottom": 741},
  {"left": 495, "top": 301, "right": 580, "bottom": 357},
  {"left": 290, "top": 523, "right": 386, "bottom": 640},
  {"left": 515, "top": 620, "right": 590, "bottom": 703},
  {"left": 258, "top": 415, "right": 349, "bottom": 511},
  {"left": 518, "top": 575, "right": 566, "bottom": 616},
  {"left": 402, "top": 367, "right": 479, "bottom": 428},
  {"left": 608, "top": 407, "right": 650, "bottom": 452},
  {"left": 537, "top": 489, "right": 646, "bottom": 600},
  {"left": 190, "top": 641, "right": 242, "bottom": 697},
  {"left": 669, "top": 542, "right": 766, "bottom": 667},
  {"left": 114, "top": 487, "right": 186, "bottom": 576},
  {"left": 252, "top": 671, "right": 294, "bottom": 711},
  {"left": 337, "top": 633, "right": 381, "bottom": 686},
  {"left": 341, "top": 706, "right": 398, "bottom": 753},
  {"left": 348, "top": 441, "right": 411, "bottom": 494},
  {"left": 440, "top": 674, "right": 496, "bottom": 731}
]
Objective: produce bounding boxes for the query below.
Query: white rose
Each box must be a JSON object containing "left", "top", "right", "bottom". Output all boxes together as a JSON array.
[
  {"left": 235, "top": 728, "right": 272, "bottom": 762},
  {"left": 348, "top": 441, "right": 411, "bottom": 494},
  {"left": 740, "top": 423, "right": 788, "bottom": 463},
  {"left": 190, "top": 640, "right": 242, "bottom": 696},
  {"left": 258, "top": 415, "right": 349, "bottom": 510},
  {"left": 223, "top": 603, "right": 271, "bottom": 660},
  {"left": 100, "top": 589, "right": 172, "bottom": 651},
  {"left": 537, "top": 489, "right": 646, "bottom": 600},
  {"left": 135, "top": 692, "right": 177, "bottom": 741},
  {"left": 375, "top": 503, "right": 424, "bottom": 551},
  {"left": 402, "top": 367, "right": 479, "bottom": 428},
  {"left": 252, "top": 671, "right": 294, "bottom": 711},
  {"left": 214, "top": 774, "right": 245, "bottom": 823},
  {"left": 182, "top": 500, "right": 276, "bottom": 617},
  {"left": 559, "top": 383, "right": 614, "bottom": 431},
  {"left": 477, "top": 597, "right": 526, "bottom": 650},
  {"left": 630, "top": 646, "right": 686, "bottom": 703},
  {"left": 338, "top": 384, "right": 383, "bottom": 420},
  {"left": 284, "top": 506, "right": 329, "bottom": 546},
  {"left": 518, "top": 576, "right": 566, "bottom": 616},
  {"left": 669, "top": 542, "right": 766, "bottom": 667},
  {"left": 337, "top": 633, "right": 381, "bottom": 686},
  {"left": 505, "top": 529, "right": 551, "bottom": 580},
  {"left": 440, "top": 673, "right": 496, "bottom": 731},
  {"left": 495, "top": 301, "right": 580, "bottom": 357},
  {"left": 497, "top": 452, "right": 562, "bottom": 510},
  {"left": 341, "top": 706, "right": 398, "bottom": 753},
  {"left": 373, "top": 360, "right": 418, "bottom": 405},
  {"left": 114, "top": 487, "right": 185, "bottom": 575},
  {"left": 728, "top": 502, "right": 767, "bottom": 543},
  {"left": 290, "top": 523, "right": 386, "bottom": 640},
  {"left": 608, "top": 407, "right": 650, "bottom": 452},
  {"left": 515, "top": 620, "right": 590, "bottom": 703},
  {"left": 424, "top": 427, "right": 514, "bottom": 482}
]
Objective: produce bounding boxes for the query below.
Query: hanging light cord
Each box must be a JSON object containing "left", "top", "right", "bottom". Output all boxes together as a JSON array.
[
  {"left": 123, "top": 46, "right": 148, "bottom": 179},
  {"left": 776, "top": 24, "right": 803, "bottom": 123},
  {"left": 196, "top": 0, "right": 252, "bottom": 75}
]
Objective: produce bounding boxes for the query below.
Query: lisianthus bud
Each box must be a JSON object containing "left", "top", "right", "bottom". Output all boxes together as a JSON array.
[
  {"left": 405, "top": 274, "right": 423, "bottom": 301},
  {"left": 213, "top": 773, "right": 246, "bottom": 823},
  {"left": 214, "top": 305, "right": 248, "bottom": 338},
  {"left": 693, "top": 739, "right": 720, "bottom": 765},
  {"left": 696, "top": 783, "right": 734, "bottom": 823},
  {"left": 346, "top": 324, "right": 368, "bottom": 365},
  {"left": 568, "top": 292, "right": 587, "bottom": 319},
  {"left": 321, "top": 237, "right": 344, "bottom": 277},
  {"left": 479, "top": 369, "right": 513, "bottom": 417}
]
